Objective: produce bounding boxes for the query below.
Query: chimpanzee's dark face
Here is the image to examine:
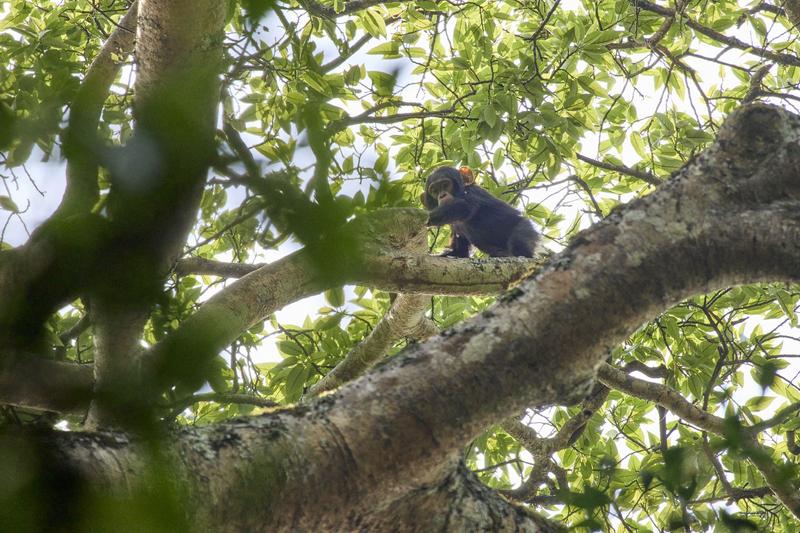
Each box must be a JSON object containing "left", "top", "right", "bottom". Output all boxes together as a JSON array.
[
  {"left": 421, "top": 167, "right": 465, "bottom": 210},
  {"left": 428, "top": 178, "right": 455, "bottom": 206}
]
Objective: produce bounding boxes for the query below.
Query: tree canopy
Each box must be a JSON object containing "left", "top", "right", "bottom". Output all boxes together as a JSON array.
[{"left": 0, "top": 0, "right": 799, "bottom": 531}]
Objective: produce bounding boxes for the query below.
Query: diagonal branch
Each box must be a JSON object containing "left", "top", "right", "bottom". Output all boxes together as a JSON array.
[
  {"left": 576, "top": 153, "right": 661, "bottom": 186},
  {"left": 59, "top": 1, "right": 139, "bottom": 219},
  {"left": 305, "top": 293, "right": 438, "bottom": 397},
  {"left": 631, "top": 0, "right": 800, "bottom": 67},
  {"left": 598, "top": 364, "right": 728, "bottom": 434}
]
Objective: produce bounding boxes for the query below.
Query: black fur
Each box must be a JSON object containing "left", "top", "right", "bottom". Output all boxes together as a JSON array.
[{"left": 422, "top": 167, "right": 539, "bottom": 258}]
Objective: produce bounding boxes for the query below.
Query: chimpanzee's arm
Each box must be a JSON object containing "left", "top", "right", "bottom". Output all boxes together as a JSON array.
[
  {"left": 426, "top": 199, "right": 473, "bottom": 226},
  {"left": 440, "top": 233, "right": 470, "bottom": 257}
]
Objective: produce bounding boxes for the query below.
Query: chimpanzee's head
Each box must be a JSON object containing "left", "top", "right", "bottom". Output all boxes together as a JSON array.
[{"left": 420, "top": 166, "right": 475, "bottom": 210}]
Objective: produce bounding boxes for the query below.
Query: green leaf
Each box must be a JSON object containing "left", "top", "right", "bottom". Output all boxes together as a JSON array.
[
  {"left": 0, "top": 196, "right": 19, "bottom": 212},
  {"left": 368, "top": 71, "right": 397, "bottom": 96},
  {"left": 344, "top": 65, "right": 362, "bottom": 85},
  {"left": 452, "top": 57, "right": 470, "bottom": 70},
  {"left": 284, "top": 365, "right": 308, "bottom": 402},
  {"left": 367, "top": 42, "right": 400, "bottom": 58},
  {"left": 303, "top": 71, "right": 329, "bottom": 95},
  {"left": 744, "top": 395, "right": 774, "bottom": 412},
  {"left": 361, "top": 7, "right": 386, "bottom": 38},
  {"left": 325, "top": 287, "right": 345, "bottom": 307},
  {"left": 492, "top": 148, "right": 504, "bottom": 168},
  {"left": 585, "top": 29, "right": 619, "bottom": 45},
  {"left": 317, "top": 312, "right": 343, "bottom": 330},
  {"left": 277, "top": 340, "right": 303, "bottom": 356},
  {"left": 630, "top": 132, "right": 646, "bottom": 158},
  {"left": 753, "top": 360, "right": 780, "bottom": 389},
  {"left": 7, "top": 139, "right": 33, "bottom": 167},
  {"left": 482, "top": 105, "right": 497, "bottom": 128}
]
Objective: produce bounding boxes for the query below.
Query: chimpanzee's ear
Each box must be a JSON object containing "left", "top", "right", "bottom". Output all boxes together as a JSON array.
[
  {"left": 420, "top": 192, "right": 433, "bottom": 209},
  {"left": 459, "top": 166, "right": 475, "bottom": 186}
]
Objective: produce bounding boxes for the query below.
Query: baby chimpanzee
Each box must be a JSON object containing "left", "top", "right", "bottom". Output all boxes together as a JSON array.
[{"left": 421, "top": 166, "right": 539, "bottom": 257}]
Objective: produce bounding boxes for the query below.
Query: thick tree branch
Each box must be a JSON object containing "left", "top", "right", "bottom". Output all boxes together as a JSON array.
[
  {"left": 174, "top": 257, "right": 262, "bottom": 278},
  {"left": 783, "top": 0, "right": 800, "bottom": 24},
  {"left": 0, "top": 358, "right": 93, "bottom": 414},
  {"left": 86, "top": 0, "right": 227, "bottom": 427},
  {"left": 59, "top": 1, "right": 139, "bottom": 219},
  {"left": 0, "top": 3, "right": 138, "bottom": 353},
  {"left": 176, "top": 246, "right": 537, "bottom": 289}
]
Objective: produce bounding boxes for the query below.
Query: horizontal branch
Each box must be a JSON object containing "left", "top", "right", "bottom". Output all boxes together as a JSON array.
[
  {"left": 174, "top": 257, "right": 261, "bottom": 277},
  {"left": 0, "top": 358, "right": 93, "bottom": 413},
  {"left": 300, "top": 0, "right": 413, "bottom": 18},
  {"left": 168, "top": 392, "right": 279, "bottom": 418}
]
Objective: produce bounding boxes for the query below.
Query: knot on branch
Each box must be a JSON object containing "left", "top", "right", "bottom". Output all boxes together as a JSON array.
[{"left": 718, "top": 103, "right": 792, "bottom": 164}]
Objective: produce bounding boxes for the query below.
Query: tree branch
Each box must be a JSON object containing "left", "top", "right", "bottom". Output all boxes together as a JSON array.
[
  {"left": 59, "top": 1, "right": 139, "bottom": 219},
  {"left": 305, "top": 293, "right": 437, "bottom": 397},
  {"left": 576, "top": 153, "right": 661, "bottom": 186},
  {"left": 321, "top": 33, "right": 373, "bottom": 72},
  {"left": 174, "top": 257, "right": 262, "bottom": 278},
  {"left": 86, "top": 0, "right": 227, "bottom": 427},
  {"left": 300, "top": 0, "right": 413, "bottom": 18},
  {"left": 598, "top": 363, "right": 800, "bottom": 517},
  {"left": 0, "top": 358, "right": 93, "bottom": 414},
  {"left": 167, "top": 392, "right": 279, "bottom": 418},
  {"left": 632, "top": 0, "right": 800, "bottom": 67},
  {"left": 598, "top": 364, "right": 728, "bottom": 434},
  {"left": 501, "top": 385, "right": 609, "bottom": 501}
]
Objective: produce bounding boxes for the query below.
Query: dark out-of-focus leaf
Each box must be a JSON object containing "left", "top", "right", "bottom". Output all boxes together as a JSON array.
[
  {"left": 0, "top": 101, "right": 15, "bottom": 149},
  {"left": 720, "top": 511, "right": 759, "bottom": 532},
  {"left": 240, "top": 0, "right": 276, "bottom": 22},
  {"left": 325, "top": 287, "right": 346, "bottom": 308}
]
